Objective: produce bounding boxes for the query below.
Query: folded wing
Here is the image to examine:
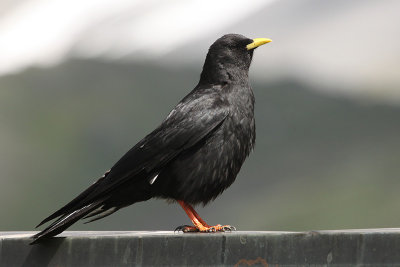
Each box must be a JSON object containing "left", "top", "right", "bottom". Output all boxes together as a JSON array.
[{"left": 32, "top": 88, "right": 229, "bottom": 243}]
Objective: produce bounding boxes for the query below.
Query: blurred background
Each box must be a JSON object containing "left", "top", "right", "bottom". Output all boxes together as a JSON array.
[{"left": 1, "top": 0, "right": 400, "bottom": 232}]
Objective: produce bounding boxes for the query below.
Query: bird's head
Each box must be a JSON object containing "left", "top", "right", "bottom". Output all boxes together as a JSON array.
[{"left": 199, "top": 34, "right": 271, "bottom": 85}]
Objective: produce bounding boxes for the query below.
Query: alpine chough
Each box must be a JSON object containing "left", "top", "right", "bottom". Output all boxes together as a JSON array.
[{"left": 32, "top": 34, "right": 271, "bottom": 244}]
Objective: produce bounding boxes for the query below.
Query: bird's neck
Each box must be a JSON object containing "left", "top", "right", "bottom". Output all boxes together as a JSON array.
[{"left": 198, "top": 59, "right": 249, "bottom": 86}]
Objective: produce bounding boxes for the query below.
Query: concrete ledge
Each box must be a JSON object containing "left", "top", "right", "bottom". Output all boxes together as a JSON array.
[{"left": 2, "top": 229, "right": 400, "bottom": 266}]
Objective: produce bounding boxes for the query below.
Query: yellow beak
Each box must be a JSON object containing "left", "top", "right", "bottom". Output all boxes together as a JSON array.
[{"left": 246, "top": 38, "right": 272, "bottom": 50}]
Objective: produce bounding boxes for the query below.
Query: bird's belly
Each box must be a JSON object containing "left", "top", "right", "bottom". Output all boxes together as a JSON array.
[{"left": 152, "top": 123, "right": 253, "bottom": 205}]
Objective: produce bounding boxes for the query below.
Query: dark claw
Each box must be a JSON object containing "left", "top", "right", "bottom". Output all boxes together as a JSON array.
[
  {"left": 207, "top": 225, "right": 236, "bottom": 233},
  {"left": 223, "top": 226, "right": 231, "bottom": 231},
  {"left": 174, "top": 225, "right": 199, "bottom": 233},
  {"left": 225, "top": 225, "right": 236, "bottom": 231},
  {"left": 174, "top": 225, "right": 190, "bottom": 232}
]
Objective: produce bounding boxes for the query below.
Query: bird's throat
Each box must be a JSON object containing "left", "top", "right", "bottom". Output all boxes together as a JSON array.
[{"left": 199, "top": 63, "right": 249, "bottom": 86}]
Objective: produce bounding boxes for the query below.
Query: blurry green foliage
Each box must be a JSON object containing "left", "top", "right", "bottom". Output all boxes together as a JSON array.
[{"left": 0, "top": 59, "right": 399, "bottom": 231}]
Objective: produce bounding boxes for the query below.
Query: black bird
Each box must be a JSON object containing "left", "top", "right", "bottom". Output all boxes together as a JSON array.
[{"left": 32, "top": 34, "right": 271, "bottom": 244}]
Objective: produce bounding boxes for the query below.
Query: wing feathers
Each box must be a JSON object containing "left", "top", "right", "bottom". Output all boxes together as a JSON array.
[{"left": 33, "top": 87, "right": 230, "bottom": 243}]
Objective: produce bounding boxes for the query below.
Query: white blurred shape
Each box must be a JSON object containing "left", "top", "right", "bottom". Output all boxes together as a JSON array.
[
  {"left": 0, "top": 0, "right": 144, "bottom": 74},
  {"left": 1, "top": 0, "right": 400, "bottom": 103},
  {"left": 0, "top": 0, "right": 272, "bottom": 75},
  {"left": 74, "top": 0, "right": 274, "bottom": 58},
  {"left": 244, "top": 0, "right": 400, "bottom": 102}
]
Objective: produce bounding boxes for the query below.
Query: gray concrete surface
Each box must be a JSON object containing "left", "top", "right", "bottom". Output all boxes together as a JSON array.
[{"left": 1, "top": 229, "right": 400, "bottom": 266}]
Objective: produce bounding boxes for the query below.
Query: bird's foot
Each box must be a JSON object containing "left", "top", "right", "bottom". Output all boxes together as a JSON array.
[{"left": 176, "top": 200, "right": 236, "bottom": 233}]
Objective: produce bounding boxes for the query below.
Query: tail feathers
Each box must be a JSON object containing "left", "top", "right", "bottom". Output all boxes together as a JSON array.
[
  {"left": 31, "top": 200, "right": 103, "bottom": 245},
  {"left": 35, "top": 173, "right": 110, "bottom": 228},
  {"left": 83, "top": 207, "right": 119, "bottom": 224}
]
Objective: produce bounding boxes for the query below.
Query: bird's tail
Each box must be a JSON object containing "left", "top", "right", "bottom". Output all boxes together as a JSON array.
[{"left": 30, "top": 200, "right": 103, "bottom": 245}]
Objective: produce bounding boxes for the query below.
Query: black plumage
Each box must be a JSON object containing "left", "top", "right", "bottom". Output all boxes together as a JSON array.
[{"left": 32, "top": 33, "right": 271, "bottom": 244}]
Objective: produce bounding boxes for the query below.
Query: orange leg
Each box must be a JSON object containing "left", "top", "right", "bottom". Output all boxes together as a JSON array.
[{"left": 176, "top": 200, "right": 236, "bottom": 233}]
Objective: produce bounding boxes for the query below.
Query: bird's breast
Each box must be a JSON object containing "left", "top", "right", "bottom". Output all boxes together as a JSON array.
[{"left": 152, "top": 91, "right": 255, "bottom": 205}]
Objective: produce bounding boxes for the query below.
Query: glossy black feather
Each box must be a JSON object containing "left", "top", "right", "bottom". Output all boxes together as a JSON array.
[{"left": 32, "top": 34, "right": 259, "bottom": 243}]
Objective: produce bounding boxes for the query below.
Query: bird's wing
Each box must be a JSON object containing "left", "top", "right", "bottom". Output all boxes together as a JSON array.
[
  {"left": 37, "top": 88, "right": 229, "bottom": 226},
  {"left": 101, "top": 89, "right": 229, "bottom": 190}
]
